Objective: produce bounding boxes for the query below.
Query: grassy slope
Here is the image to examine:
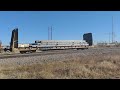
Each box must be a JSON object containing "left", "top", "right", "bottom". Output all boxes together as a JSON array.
[{"left": 0, "top": 54, "right": 120, "bottom": 79}]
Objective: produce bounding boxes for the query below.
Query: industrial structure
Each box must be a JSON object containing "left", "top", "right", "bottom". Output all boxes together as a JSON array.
[
  {"left": 10, "top": 28, "right": 18, "bottom": 52},
  {"left": 83, "top": 33, "right": 93, "bottom": 46}
]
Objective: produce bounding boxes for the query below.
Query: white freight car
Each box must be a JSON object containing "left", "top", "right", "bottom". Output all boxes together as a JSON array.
[
  {"left": 35, "top": 40, "right": 87, "bottom": 44},
  {"left": 32, "top": 40, "right": 89, "bottom": 50}
]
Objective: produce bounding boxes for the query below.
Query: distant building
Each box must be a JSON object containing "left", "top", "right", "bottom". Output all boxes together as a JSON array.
[{"left": 83, "top": 33, "right": 93, "bottom": 46}]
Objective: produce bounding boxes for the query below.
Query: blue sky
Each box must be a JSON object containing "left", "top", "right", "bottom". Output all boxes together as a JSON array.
[{"left": 0, "top": 11, "right": 120, "bottom": 45}]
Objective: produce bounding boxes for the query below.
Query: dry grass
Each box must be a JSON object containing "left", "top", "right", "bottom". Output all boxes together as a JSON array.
[{"left": 0, "top": 54, "right": 120, "bottom": 79}]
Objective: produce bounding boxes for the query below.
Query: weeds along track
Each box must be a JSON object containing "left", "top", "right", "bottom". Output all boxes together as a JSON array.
[
  {"left": 0, "top": 47, "right": 120, "bottom": 66},
  {"left": 0, "top": 50, "right": 87, "bottom": 59},
  {"left": 0, "top": 47, "right": 120, "bottom": 79}
]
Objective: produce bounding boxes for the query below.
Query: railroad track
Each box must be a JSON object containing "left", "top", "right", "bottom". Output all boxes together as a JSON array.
[
  {"left": 1, "top": 47, "right": 120, "bottom": 59},
  {"left": 0, "top": 50, "right": 81, "bottom": 59}
]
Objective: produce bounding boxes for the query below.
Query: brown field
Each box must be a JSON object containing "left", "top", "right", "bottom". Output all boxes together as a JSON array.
[{"left": 0, "top": 48, "right": 120, "bottom": 79}]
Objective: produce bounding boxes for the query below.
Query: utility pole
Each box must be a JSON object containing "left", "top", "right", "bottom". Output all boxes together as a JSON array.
[
  {"left": 112, "top": 16, "right": 114, "bottom": 43},
  {"left": 48, "top": 26, "right": 53, "bottom": 40},
  {"left": 51, "top": 26, "right": 52, "bottom": 40},
  {"left": 109, "top": 32, "right": 110, "bottom": 44},
  {"left": 48, "top": 27, "right": 49, "bottom": 40}
]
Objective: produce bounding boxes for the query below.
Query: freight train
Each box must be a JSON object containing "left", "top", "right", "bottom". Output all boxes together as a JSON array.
[
  {"left": 10, "top": 40, "right": 89, "bottom": 53},
  {"left": 2, "top": 28, "right": 90, "bottom": 54}
]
